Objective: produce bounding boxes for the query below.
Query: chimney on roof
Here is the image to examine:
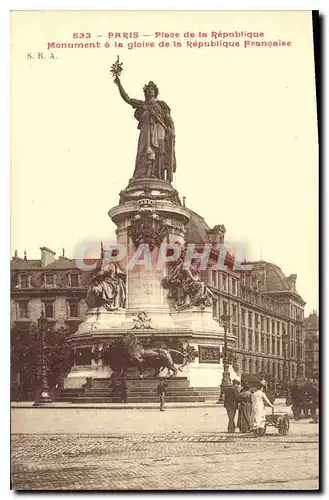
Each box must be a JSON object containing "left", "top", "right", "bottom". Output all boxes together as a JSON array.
[
  {"left": 24, "top": 251, "right": 27, "bottom": 260},
  {"left": 59, "top": 247, "right": 69, "bottom": 260},
  {"left": 288, "top": 273, "right": 297, "bottom": 291},
  {"left": 40, "top": 246, "right": 56, "bottom": 267},
  {"left": 208, "top": 224, "right": 226, "bottom": 244},
  {"left": 182, "top": 196, "right": 186, "bottom": 207},
  {"left": 12, "top": 250, "right": 23, "bottom": 262}
]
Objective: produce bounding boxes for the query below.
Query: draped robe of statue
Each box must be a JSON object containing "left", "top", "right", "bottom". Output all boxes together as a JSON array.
[
  {"left": 130, "top": 98, "right": 176, "bottom": 181},
  {"left": 114, "top": 76, "right": 176, "bottom": 182},
  {"left": 163, "top": 257, "right": 213, "bottom": 310},
  {"left": 86, "top": 262, "right": 126, "bottom": 311}
]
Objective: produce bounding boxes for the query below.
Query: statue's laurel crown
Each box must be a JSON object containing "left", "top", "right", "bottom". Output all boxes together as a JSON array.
[{"left": 143, "top": 81, "right": 159, "bottom": 97}]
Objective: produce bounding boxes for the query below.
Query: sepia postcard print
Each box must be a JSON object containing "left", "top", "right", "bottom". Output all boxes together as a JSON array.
[{"left": 10, "top": 10, "right": 319, "bottom": 491}]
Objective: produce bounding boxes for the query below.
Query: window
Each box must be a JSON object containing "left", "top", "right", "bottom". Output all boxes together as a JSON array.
[
  {"left": 69, "top": 301, "right": 79, "bottom": 318},
  {"left": 222, "top": 301, "right": 228, "bottom": 316},
  {"left": 44, "top": 302, "right": 54, "bottom": 318},
  {"left": 267, "top": 337, "right": 271, "bottom": 354},
  {"left": 248, "top": 311, "right": 253, "bottom": 328},
  {"left": 248, "top": 331, "right": 253, "bottom": 351},
  {"left": 241, "top": 328, "right": 246, "bottom": 349},
  {"left": 277, "top": 321, "right": 280, "bottom": 335},
  {"left": 277, "top": 339, "right": 281, "bottom": 356},
  {"left": 69, "top": 273, "right": 79, "bottom": 287},
  {"left": 223, "top": 274, "right": 227, "bottom": 292},
  {"left": 282, "top": 324, "right": 286, "bottom": 337},
  {"left": 261, "top": 316, "right": 264, "bottom": 331},
  {"left": 232, "top": 304, "right": 237, "bottom": 322},
  {"left": 44, "top": 274, "right": 55, "bottom": 286},
  {"left": 266, "top": 318, "right": 270, "bottom": 332},
  {"left": 272, "top": 320, "right": 276, "bottom": 334},
  {"left": 232, "top": 279, "right": 237, "bottom": 295},
  {"left": 18, "top": 301, "right": 28, "bottom": 319},
  {"left": 241, "top": 308, "right": 246, "bottom": 326},
  {"left": 20, "top": 275, "right": 29, "bottom": 288},
  {"left": 255, "top": 333, "right": 259, "bottom": 352},
  {"left": 272, "top": 337, "right": 276, "bottom": 355},
  {"left": 212, "top": 271, "right": 217, "bottom": 287},
  {"left": 261, "top": 336, "right": 265, "bottom": 353},
  {"left": 255, "top": 314, "right": 259, "bottom": 330},
  {"left": 249, "top": 357, "right": 252, "bottom": 373}
]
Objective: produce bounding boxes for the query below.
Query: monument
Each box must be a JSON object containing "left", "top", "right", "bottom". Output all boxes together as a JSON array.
[{"left": 63, "top": 57, "right": 238, "bottom": 397}]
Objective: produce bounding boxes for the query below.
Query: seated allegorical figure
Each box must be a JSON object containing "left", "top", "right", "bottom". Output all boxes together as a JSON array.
[
  {"left": 86, "top": 262, "right": 126, "bottom": 311},
  {"left": 162, "top": 247, "right": 213, "bottom": 310}
]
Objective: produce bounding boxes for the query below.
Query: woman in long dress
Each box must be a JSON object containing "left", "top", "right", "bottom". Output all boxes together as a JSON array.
[
  {"left": 237, "top": 381, "right": 253, "bottom": 433},
  {"left": 252, "top": 380, "right": 275, "bottom": 435}
]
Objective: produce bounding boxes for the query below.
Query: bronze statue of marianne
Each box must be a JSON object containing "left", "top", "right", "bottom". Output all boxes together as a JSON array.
[{"left": 113, "top": 74, "right": 176, "bottom": 182}]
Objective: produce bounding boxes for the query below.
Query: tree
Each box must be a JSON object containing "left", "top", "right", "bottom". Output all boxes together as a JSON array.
[
  {"left": 45, "top": 325, "right": 72, "bottom": 389},
  {"left": 11, "top": 320, "right": 72, "bottom": 400}
]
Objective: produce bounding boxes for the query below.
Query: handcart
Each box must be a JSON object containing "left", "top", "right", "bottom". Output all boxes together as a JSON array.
[{"left": 255, "top": 411, "right": 290, "bottom": 436}]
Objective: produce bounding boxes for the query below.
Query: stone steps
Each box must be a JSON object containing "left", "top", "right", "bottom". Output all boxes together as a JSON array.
[
  {"left": 92, "top": 378, "right": 191, "bottom": 390},
  {"left": 70, "top": 395, "right": 207, "bottom": 403},
  {"left": 55, "top": 377, "right": 220, "bottom": 403},
  {"left": 82, "top": 390, "right": 219, "bottom": 397}
]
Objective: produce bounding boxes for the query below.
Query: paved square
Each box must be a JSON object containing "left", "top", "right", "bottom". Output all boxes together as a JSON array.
[{"left": 11, "top": 402, "right": 319, "bottom": 491}]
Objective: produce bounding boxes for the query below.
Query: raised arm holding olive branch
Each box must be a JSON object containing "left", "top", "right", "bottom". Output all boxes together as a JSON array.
[{"left": 112, "top": 58, "right": 177, "bottom": 182}]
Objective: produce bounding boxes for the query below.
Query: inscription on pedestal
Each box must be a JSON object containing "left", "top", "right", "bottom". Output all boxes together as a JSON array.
[
  {"left": 128, "top": 269, "right": 166, "bottom": 309},
  {"left": 130, "top": 274, "right": 158, "bottom": 296},
  {"left": 199, "top": 346, "right": 221, "bottom": 364}
]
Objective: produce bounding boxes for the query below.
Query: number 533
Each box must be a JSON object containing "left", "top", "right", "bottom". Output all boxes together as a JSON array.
[{"left": 73, "top": 33, "right": 91, "bottom": 38}]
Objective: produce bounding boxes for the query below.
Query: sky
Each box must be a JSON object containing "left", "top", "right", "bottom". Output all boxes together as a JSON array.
[{"left": 11, "top": 10, "right": 318, "bottom": 314}]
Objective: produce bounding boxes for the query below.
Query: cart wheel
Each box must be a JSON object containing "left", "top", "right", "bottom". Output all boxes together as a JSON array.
[{"left": 279, "top": 417, "right": 290, "bottom": 435}]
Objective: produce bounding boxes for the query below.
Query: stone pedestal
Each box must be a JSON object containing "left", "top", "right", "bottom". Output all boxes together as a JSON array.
[{"left": 64, "top": 177, "right": 239, "bottom": 392}]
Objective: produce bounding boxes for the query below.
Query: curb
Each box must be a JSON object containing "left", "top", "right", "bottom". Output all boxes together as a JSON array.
[{"left": 11, "top": 402, "right": 221, "bottom": 410}]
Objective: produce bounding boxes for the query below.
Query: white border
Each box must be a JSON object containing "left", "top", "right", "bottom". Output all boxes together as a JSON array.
[{"left": 2, "top": 1, "right": 326, "bottom": 497}]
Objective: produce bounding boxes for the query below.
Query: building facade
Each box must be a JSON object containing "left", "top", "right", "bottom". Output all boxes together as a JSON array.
[
  {"left": 11, "top": 215, "right": 307, "bottom": 382},
  {"left": 11, "top": 247, "right": 93, "bottom": 334},
  {"left": 304, "top": 311, "right": 319, "bottom": 379},
  {"left": 184, "top": 210, "right": 306, "bottom": 381}
]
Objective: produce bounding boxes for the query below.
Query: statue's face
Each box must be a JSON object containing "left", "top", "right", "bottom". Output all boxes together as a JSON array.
[{"left": 145, "top": 86, "right": 156, "bottom": 99}]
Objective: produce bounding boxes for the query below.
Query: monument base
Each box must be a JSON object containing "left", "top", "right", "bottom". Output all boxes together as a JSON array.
[
  {"left": 64, "top": 365, "right": 112, "bottom": 389},
  {"left": 56, "top": 377, "right": 221, "bottom": 404}
]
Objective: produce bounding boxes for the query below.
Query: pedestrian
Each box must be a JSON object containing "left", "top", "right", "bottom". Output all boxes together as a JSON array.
[
  {"left": 119, "top": 376, "right": 128, "bottom": 404},
  {"left": 224, "top": 379, "right": 241, "bottom": 433},
  {"left": 157, "top": 380, "right": 167, "bottom": 412},
  {"left": 252, "top": 380, "right": 275, "bottom": 436},
  {"left": 237, "top": 380, "right": 253, "bottom": 433},
  {"left": 309, "top": 379, "right": 319, "bottom": 424}
]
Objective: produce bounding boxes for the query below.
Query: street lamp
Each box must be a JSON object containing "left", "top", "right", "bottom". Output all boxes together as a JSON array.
[
  {"left": 296, "top": 320, "right": 304, "bottom": 379},
  {"left": 33, "top": 312, "right": 52, "bottom": 405},
  {"left": 219, "top": 313, "right": 232, "bottom": 402},
  {"left": 283, "top": 332, "right": 289, "bottom": 390}
]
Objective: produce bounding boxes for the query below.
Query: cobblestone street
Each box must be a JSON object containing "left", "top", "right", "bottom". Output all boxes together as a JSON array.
[{"left": 11, "top": 403, "right": 319, "bottom": 491}]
